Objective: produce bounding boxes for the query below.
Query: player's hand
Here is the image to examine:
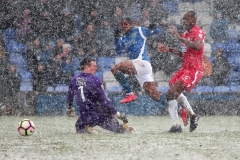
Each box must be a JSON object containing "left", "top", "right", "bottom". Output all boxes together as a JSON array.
[
  {"left": 122, "top": 123, "right": 136, "bottom": 133},
  {"left": 169, "top": 28, "right": 181, "bottom": 40},
  {"left": 67, "top": 107, "right": 76, "bottom": 117},
  {"left": 115, "top": 112, "right": 128, "bottom": 123},
  {"left": 157, "top": 43, "right": 169, "bottom": 53}
]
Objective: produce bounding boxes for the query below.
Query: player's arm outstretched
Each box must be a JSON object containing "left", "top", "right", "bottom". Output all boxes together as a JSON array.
[
  {"left": 157, "top": 42, "right": 183, "bottom": 57},
  {"left": 158, "top": 28, "right": 204, "bottom": 57},
  {"left": 169, "top": 29, "right": 203, "bottom": 50}
]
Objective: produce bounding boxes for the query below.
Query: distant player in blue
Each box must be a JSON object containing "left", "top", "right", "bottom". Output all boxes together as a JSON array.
[
  {"left": 66, "top": 57, "right": 135, "bottom": 133},
  {"left": 112, "top": 17, "right": 163, "bottom": 104}
]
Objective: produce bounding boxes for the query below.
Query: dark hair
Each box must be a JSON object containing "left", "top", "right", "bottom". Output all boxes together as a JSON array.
[
  {"left": 80, "top": 57, "right": 95, "bottom": 70},
  {"left": 121, "top": 17, "right": 133, "bottom": 24},
  {"left": 188, "top": 11, "right": 197, "bottom": 19}
]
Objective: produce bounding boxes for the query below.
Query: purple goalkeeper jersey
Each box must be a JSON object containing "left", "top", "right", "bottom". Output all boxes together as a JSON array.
[{"left": 66, "top": 73, "right": 117, "bottom": 116}]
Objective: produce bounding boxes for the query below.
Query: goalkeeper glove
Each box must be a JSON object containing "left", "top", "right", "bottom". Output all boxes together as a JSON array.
[
  {"left": 115, "top": 112, "right": 128, "bottom": 123},
  {"left": 67, "top": 107, "right": 76, "bottom": 117},
  {"left": 122, "top": 123, "right": 136, "bottom": 133}
]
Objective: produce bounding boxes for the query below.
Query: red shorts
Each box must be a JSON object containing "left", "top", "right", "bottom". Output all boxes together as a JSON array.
[{"left": 169, "top": 68, "right": 203, "bottom": 92}]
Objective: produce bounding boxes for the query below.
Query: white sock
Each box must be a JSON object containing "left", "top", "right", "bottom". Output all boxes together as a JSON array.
[
  {"left": 177, "top": 93, "right": 194, "bottom": 115},
  {"left": 126, "top": 92, "right": 134, "bottom": 95},
  {"left": 168, "top": 100, "right": 180, "bottom": 126}
]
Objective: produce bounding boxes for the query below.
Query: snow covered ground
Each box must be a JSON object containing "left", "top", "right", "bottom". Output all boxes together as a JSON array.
[{"left": 0, "top": 116, "right": 239, "bottom": 160}]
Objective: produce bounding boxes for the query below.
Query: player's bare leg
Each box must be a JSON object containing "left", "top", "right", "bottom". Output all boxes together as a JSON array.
[
  {"left": 111, "top": 61, "right": 137, "bottom": 103},
  {"left": 143, "top": 82, "right": 161, "bottom": 101}
]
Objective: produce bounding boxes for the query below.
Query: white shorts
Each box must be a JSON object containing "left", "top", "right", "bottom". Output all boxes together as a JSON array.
[{"left": 131, "top": 59, "right": 154, "bottom": 87}]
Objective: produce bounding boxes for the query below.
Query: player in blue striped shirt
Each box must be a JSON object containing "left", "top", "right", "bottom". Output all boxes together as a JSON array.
[{"left": 112, "top": 17, "right": 163, "bottom": 104}]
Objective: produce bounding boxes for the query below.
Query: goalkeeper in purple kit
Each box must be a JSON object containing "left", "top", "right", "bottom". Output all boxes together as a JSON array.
[{"left": 66, "top": 57, "right": 135, "bottom": 133}]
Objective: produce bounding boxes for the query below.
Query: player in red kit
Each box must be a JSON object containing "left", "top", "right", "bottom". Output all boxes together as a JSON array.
[{"left": 158, "top": 11, "right": 203, "bottom": 133}]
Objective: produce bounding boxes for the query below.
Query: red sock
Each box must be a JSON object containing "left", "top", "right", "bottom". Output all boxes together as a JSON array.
[{"left": 181, "top": 108, "right": 187, "bottom": 126}]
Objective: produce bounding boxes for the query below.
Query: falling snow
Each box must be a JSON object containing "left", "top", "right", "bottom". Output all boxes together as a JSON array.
[{"left": 0, "top": 0, "right": 240, "bottom": 159}]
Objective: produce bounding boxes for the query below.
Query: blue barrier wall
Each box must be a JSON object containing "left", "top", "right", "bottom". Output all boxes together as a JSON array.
[
  {"left": 35, "top": 93, "right": 240, "bottom": 116},
  {"left": 107, "top": 94, "right": 167, "bottom": 115},
  {"left": 36, "top": 94, "right": 69, "bottom": 116},
  {"left": 35, "top": 93, "right": 166, "bottom": 116}
]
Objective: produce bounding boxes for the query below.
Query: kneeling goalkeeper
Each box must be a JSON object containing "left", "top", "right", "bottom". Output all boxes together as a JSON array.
[{"left": 66, "top": 57, "right": 135, "bottom": 133}]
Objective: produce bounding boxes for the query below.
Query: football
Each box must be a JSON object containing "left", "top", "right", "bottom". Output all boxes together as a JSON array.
[{"left": 17, "top": 119, "right": 35, "bottom": 136}]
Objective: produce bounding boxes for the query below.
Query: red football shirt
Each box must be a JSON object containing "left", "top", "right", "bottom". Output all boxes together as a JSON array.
[{"left": 181, "top": 25, "right": 204, "bottom": 70}]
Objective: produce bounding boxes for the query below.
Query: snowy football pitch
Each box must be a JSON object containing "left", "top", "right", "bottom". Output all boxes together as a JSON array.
[{"left": 1, "top": 116, "right": 239, "bottom": 160}]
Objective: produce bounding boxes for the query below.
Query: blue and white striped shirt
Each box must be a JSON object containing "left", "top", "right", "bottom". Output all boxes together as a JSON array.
[{"left": 115, "top": 27, "right": 162, "bottom": 63}]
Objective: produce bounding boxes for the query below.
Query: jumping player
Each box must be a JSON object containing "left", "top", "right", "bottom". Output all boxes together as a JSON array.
[
  {"left": 112, "top": 17, "right": 163, "bottom": 104},
  {"left": 66, "top": 57, "right": 135, "bottom": 133},
  {"left": 157, "top": 11, "right": 202, "bottom": 133}
]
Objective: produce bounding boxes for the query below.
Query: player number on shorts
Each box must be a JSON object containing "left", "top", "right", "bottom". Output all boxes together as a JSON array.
[{"left": 78, "top": 86, "right": 86, "bottom": 102}]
